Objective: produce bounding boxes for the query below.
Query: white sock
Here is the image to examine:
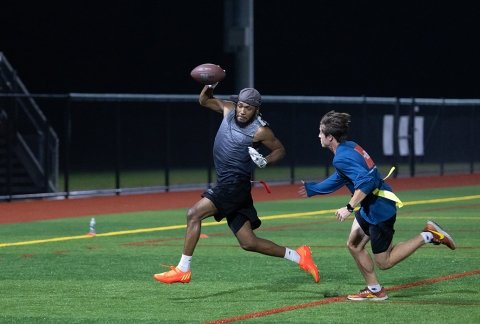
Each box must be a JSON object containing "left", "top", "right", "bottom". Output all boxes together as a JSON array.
[
  {"left": 421, "top": 231, "right": 433, "bottom": 243},
  {"left": 368, "top": 284, "right": 382, "bottom": 293},
  {"left": 284, "top": 248, "right": 301, "bottom": 264},
  {"left": 177, "top": 254, "right": 192, "bottom": 272}
]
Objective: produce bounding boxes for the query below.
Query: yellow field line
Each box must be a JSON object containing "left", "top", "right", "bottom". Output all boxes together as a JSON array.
[
  {"left": 1, "top": 194, "right": 479, "bottom": 248},
  {"left": 401, "top": 194, "right": 480, "bottom": 206}
]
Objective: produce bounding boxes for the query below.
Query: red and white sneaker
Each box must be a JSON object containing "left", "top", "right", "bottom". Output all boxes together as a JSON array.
[
  {"left": 423, "top": 221, "right": 456, "bottom": 250},
  {"left": 296, "top": 245, "right": 320, "bottom": 283},
  {"left": 347, "top": 287, "right": 388, "bottom": 301},
  {"left": 153, "top": 266, "right": 191, "bottom": 284}
]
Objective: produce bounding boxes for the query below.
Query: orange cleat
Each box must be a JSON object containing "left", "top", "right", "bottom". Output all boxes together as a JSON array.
[
  {"left": 296, "top": 245, "right": 320, "bottom": 283},
  {"left": 153, "top": 266, "right": 191, "bottom": 284},
  {"left": 423, "top": 221, "right": 456, "bottom": 250}
]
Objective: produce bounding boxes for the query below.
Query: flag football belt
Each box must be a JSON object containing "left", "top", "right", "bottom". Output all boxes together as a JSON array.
[{"left": 372, "top": 166, "right": 404, "bottom": 208}]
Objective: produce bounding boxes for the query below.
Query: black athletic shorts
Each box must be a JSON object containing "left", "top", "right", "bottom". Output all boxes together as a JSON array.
[
  {"left": 355, "top": 212, "right": 396, "bottom": 254},
  {"left": 202, "top": 180, "right": 261, "bottom": 234}
]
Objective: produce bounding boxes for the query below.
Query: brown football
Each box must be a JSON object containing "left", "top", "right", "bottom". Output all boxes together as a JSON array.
[{"left": 190, "top": 63, "right": 226, "bottom": 85}]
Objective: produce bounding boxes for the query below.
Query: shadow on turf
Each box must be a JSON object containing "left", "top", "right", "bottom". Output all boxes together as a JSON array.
[{"left": 169, "top": 276, "right": 340, "bottom": 301}]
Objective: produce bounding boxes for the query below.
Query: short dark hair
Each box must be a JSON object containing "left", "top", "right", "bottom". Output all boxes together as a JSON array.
[{"left": 320, "top": 110, "right": 351, "bottom": 142}]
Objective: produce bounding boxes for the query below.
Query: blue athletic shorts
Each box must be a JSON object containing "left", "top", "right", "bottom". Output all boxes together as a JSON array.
[
  {"left": 202, "top": 181, "right": 261, "bottom": 233},
  {"left": 355, "top": 212, "right": 396, "bottom": 254}
]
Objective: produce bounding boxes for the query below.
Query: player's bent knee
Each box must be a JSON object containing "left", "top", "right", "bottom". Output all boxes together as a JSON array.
[
  {"left": 376, "top": 263, "right": 393, "bottom": 270},
  {"left": 186, "top": 208, "right": 195, "bottom": 220},
  {"left": 347, "top": 241, "right": 361, "bottom": 254},
  {"left": 374, "top": 257, "right": 393, "bottom": 270},
  {"left": 238, "top": 239, "right": 257, "bottom": 252},
  {"left": 240, "top": 244, "right": 254, "bottom": 251},
  {"left": 186, "top": 208, "right": 203, "bottom": 224}
]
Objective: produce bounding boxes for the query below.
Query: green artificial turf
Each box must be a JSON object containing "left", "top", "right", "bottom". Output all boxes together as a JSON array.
[{"left": 1, "top": 185, "right": 479, "bottom": 323}]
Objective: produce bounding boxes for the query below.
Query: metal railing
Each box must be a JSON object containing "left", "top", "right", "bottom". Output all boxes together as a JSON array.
[{"left": 0, "top": 92, "right": 478, "bottom": 201}]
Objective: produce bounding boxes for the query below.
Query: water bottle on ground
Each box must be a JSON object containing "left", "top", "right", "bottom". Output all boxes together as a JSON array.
[{"left": 87, "top": 217, "right": 96, "bottom": 236}]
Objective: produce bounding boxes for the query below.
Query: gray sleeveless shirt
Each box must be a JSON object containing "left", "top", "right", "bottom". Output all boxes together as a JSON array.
[{"left": 213, "top": 109, "right": 267, "bottom": 183}]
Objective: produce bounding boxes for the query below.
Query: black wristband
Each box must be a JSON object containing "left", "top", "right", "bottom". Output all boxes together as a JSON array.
[{"left": 346, "top": 203, "right": 354, "bottom": 213}]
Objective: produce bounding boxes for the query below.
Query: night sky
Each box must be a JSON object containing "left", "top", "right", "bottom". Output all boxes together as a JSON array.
[{"left": 2, "top": 1, "right": 479, "bottom": 98}]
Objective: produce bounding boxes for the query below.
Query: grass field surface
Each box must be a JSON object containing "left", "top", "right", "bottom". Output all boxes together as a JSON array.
[{"left": 1, "top": 185, "right": 479, "bottom": 323}]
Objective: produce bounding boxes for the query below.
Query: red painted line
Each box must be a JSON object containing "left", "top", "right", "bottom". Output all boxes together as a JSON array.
[
  {"left": 202, "top": 269, "right": 480, "bottom": 324},
  {"left": 385, "top": 269, "right": 480, "bottom": 292},
  {"left": 203, "top": 296, "right": 347, "bottom": 324}
]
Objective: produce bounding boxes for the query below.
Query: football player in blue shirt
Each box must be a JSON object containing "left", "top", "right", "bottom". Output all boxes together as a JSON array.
[{"left": 299, "top": 110, "right": 456, "bottom": 300}]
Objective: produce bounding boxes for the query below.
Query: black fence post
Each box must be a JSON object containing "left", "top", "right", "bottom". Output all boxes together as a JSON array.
[
  {"left": 289, "top": 104, "right": 297, "bottom": 184},
  {"left": 207, "top": 111, "right": 214, "bottom": 188},
  {"left": 408, "top": 99, "right": 416, "bottom": 177},
  {"left": 393, "top": 98, "right": 400, "bottom": 178},
  {"left": 64, "top": 97, "right": 72, "bottom": 198},
  {"left": 440, "top": 100, "right": 445, "bottom": 176},
  {"left": 43, "top": 114, "right": 50, "bottom": 192},
  {"left": 5, "top": 109, "right": 13, "bottom": 200},
  {"left": 164, "top": 104, "right": 171, "bottom": 192},
  {"left": 470, "top": 105, "right": 476, "bottom": 174},
  {"left": 361, "top": 95, "right": 367, "bottom": 150},
  {"left": 114, "top": 106, "right": 122, "bottom": 195}
]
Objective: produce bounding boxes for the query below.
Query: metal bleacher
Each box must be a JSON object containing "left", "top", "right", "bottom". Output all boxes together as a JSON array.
[{"left": 0, "top": 52, "right": 58, "bottom": 196}]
